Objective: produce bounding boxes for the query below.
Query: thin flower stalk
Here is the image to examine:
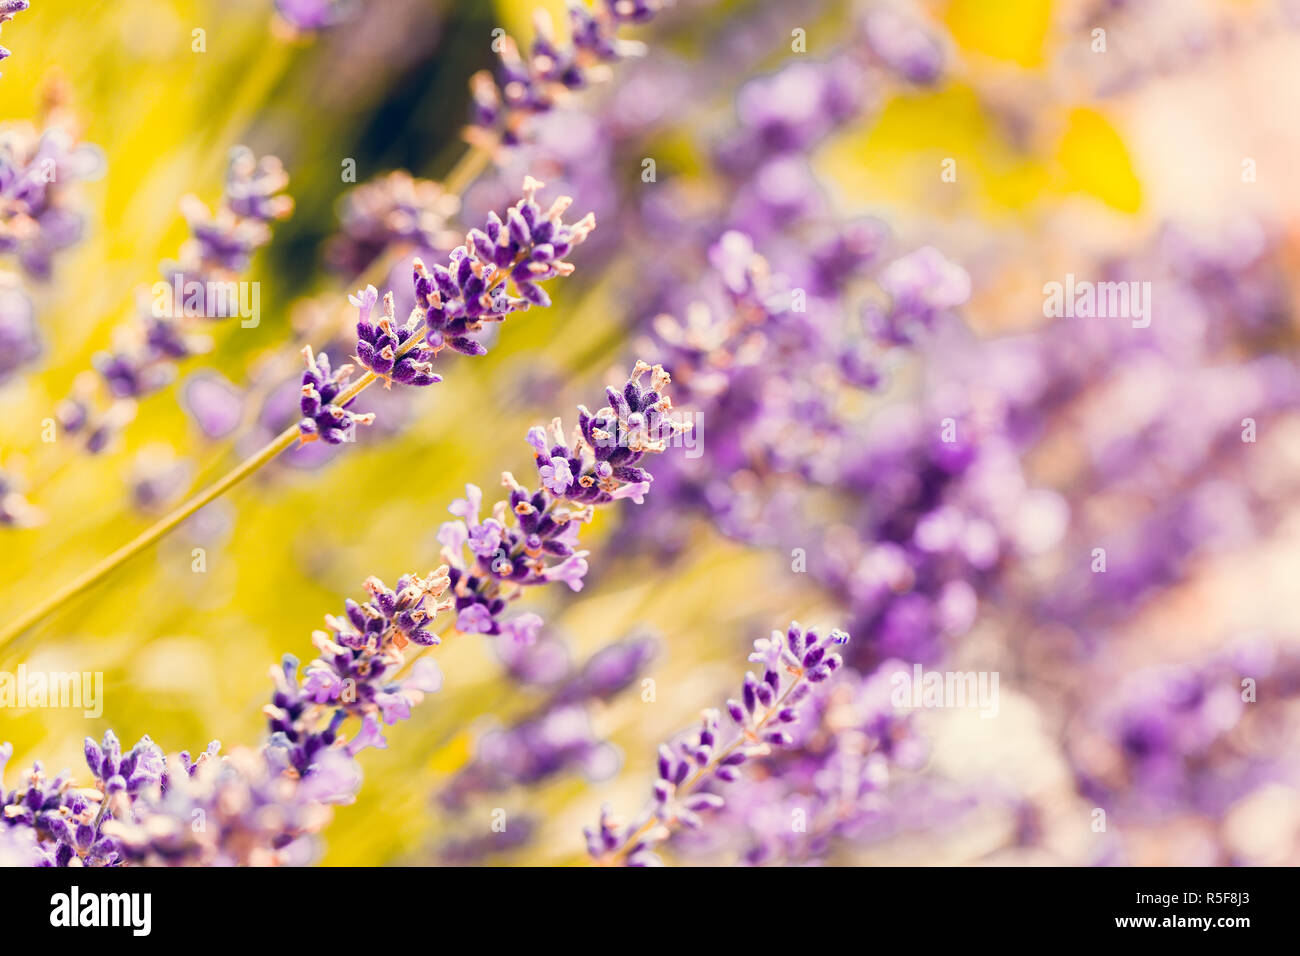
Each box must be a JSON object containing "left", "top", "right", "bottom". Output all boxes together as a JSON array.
[
  {"left": 0, "top": 179, "right": 595, "bottom": 650},
  {"left": 0, "top": 364, "right": 682, "bottom": 865},
  {"left": 586, "top": 622, "right": 850, "bottom": 866}
]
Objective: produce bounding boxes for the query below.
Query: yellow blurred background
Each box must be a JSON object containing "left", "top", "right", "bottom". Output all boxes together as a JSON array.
[{"left": 3, "top": 0, "right": 1300, "bottom": 865}]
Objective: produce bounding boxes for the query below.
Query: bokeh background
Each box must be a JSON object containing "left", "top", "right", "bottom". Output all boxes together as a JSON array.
[{"left": 3, "top": 0, "right": 1300, "bottom": 865}]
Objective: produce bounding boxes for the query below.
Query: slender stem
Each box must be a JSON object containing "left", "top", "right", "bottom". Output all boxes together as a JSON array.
[
  {"left": 1, "top": 363, "right": 393, "bottom": 651},
  {"left": 0, "top": 423, "right": 300, "bottom": 651},
  {"left": 443, "top": 146, "right": 491, "bottom": 196},
  {"left": 2, "top": 236, "right": 523, "bottom": 649},
  {"left": 600, "top": 672, "right": 806, "bottom": 866}
]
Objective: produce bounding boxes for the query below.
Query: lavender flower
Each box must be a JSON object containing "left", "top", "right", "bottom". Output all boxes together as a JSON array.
[
  {"left": 1070, "top": 640, "right": 1300, "bottom": 823},
  {"left": 297, "top": 346, "right": 375, "bottom": 445},
  {"left": 352, "top": 285, "right": 440, "bottom": 386},
  {"left": 681, "top": 659, "right": 927, "bottom": 865},
  {"left": 859, "top": 2, "right": 946, "bottom": 85},
  {"left": 0, "top": 109, "right": 104, "bottom": 278},
  {"left": 868, "top": 245, "right": 972, "bottom": 343},
  {"left": 417, "top": 176, "right": 594, "bottom": 354},
  {"left": 298, "top": 178, "right": 594, "bottom": 444},
  {"left": 439, "top": 816, "right": 538, "bottom": 864},
  {"left": 0, "top": 732, "right": 165, "bottom": 866},
  {"left": 171, "top": 146, "right": 293, "bottom": 293},
  {"left": 442, "top": 704, "right": 621, "bottom": 809},
  {"left": 585, "top": 622, "right": 850, "bottom": 866},
  {"left": 103, "top": 747, "right": 357, "bottom": 866},
  {"left": 64, "top": 147, "right": 290, "bottom": 453},
  {"left": 715, "top": 57, "right": 870, "bottom": 178},
  {"left": 468, "top": 1, "right": 671, "bottom": 150},
  {"left": 265, "top": 570, "right": 453, "bottom": 776},
  {"left": 327, "top": 170, "right": 460, "bottom": 276},
  {"left": 0, "top": 1, "right": 30, "bottom": 70},
  {"left": 440, "top": 361, "right": 682, "bottom": 635}
]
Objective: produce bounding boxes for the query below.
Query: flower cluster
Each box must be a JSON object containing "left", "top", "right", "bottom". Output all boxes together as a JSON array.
[
  {"left": 1069, "top": 639, "right": 1300, "bottom": 824},
  {"left": 297, "top": 346, "right": 374, "bottom": 445},
  {"left": 440, "top": 360, "right": 682, "bottom": 635},
  {"left": 266, "top": 570, "right": 452, "bottom": 777},
  {"left": 298, "top": 177, "right": 594, "bottom": 444},
  {"left": 0, "top": 0, "right": 29, "bottom": 69},
  {"left": 0, "top": 732, "right": 165, "bottom": 866},
  {"left": 103, "top": 747, "right": 357, "bottom": 867},
  {"left": 680, "top": 660, "right": 927, "bottom": 865},
  {"left": 0, "top": 355, "right": 687, "bottom": 866},
  {"left": 858, "top": 2, "right": 946, "bottom": 86},
  {"left": 469, "top": 0, "right": 669, "bottom": 149},
  {"left": 327, "top": 169, "right": 460, "bottom": 276},
  {"left": 418, "top": 175, "right": 594, "bottom": 352},
  {"left": 0, "top": 110, "right": 104, "bottom": 278},
  {"left": 56, "top": 147, "right": 290, "bottom": 454},
  {"left": 585, "top": 623, "right": 850, "bottom": 866},
  {"left": 0, "top": 83, "right": 103, "bottom": 387},
  {"left": 0, "top": 572, "right": 449, "bottom": 867},
  {"left": 353, "top": 285, "right": 440, "bottom": 385},
  {"left": 175, "top": 145, "right": 292, "bottom": 278}
]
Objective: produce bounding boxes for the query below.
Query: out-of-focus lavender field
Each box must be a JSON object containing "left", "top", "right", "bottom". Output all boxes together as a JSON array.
[{"left": 2, "top": 0, "right": 1300, "bottom": 867}]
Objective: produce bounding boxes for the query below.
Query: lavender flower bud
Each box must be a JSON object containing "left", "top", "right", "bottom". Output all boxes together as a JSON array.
[{"left": 588, "top": 622, "right": 851, "bottom": 866}]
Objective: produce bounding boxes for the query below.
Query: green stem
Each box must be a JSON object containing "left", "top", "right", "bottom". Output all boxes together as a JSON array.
[
  {"left": 600, "top": 672, "right": 806, "bottom": 866},
  {"left": 1, "top": 244, "right": 530, "bottom": 649},
  {"left": 0, "top": 421, "right": 301, "bottom": 651}
]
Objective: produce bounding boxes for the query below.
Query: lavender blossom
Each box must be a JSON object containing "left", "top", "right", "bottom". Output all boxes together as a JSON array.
[
  {"left": 327, "top": 170, "right": 460, "bottom": 276},
  {"left": 297, "top": 346, "right": 375, "bottom": 445},
  {"left": 1070, "top": 639, "right": 1300, "bottom": 824},
  {"left": 417, "top": 176, "right": 594, "bottom": 354},
  {"left": 265, "top": 570, "right": 453, "bottom": 776},
  {"left": 104, "top": 747, "right": 357, "bottom": 866},
  {"left": 0, "top": 732, "right": 164, "bottom": 867},
  {"left": 352, "top": 285, "right": 440, "bottom": 386},
  {"left": 679, "top": 660, "right": 927, "bottom": 865},
  {"left": 439, "top": 361, "right": 683, "bottom": 635},
  {"left": 859, "top": 2, "right": 946, "bottom": 85},
  {"left": 468, "top": 1, "right": 671, "bottom": 150},
  {"left": 0, "top": 110, "right": 104, "bottom": 278},
  {"left": 170, "top": 146, "right": 293, "bottom": 294},
  {"left": 64, "top": 147, "right": 290, "bottom": 453},
  {"left": 585, "top": 623, "right": 850, "bottom": 866},
  {"left": 298, "top": 178, "right": 594, "bottom": 444},
  {"left": 439, "top": 816, "right": 538, "bottom": 864},
  {"left": 0, "top": 1, "right": 30, "bottom": 71}
]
